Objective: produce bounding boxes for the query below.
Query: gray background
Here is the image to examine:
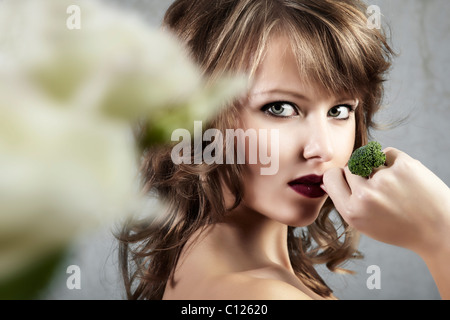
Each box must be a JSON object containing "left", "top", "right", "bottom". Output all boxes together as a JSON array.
[{"left": 42, "top": 0, "right": 450, "bottom": 300}]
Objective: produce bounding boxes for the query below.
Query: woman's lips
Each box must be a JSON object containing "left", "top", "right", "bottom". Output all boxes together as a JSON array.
[{"left": 288, "top": 174, "right": 326, "bottom": 199}]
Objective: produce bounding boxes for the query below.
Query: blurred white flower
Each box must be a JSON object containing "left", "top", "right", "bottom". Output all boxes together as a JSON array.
[{"left": 0, "top": 0, "right": 246, "bottom": 291}]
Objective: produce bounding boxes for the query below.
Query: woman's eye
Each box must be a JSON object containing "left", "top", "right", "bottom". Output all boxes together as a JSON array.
[
  {"left": 328, "top": 105, "right": 353, "bottom": 120},
  {"left": 261, "top": 102, "right": 298, "bottom": 118}
]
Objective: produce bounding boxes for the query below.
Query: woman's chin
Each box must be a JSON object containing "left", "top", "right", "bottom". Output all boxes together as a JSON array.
[{"left": 281, "top": 198, "right": 328, "bottom": 227}]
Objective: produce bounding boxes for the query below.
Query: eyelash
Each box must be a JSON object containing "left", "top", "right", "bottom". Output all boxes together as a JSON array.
[
  {"left": 261, "top": 101, "right": 298, "bottom": 118},
  {"left": 260, "top": 101, "right": 355, "bottom": 120},
  {"left": 328, "top": 104, "right": 356, "bottom": 121}
]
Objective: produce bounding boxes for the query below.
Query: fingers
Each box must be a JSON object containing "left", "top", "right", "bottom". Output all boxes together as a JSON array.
[
  {"left": 343, "top": 165, "right": 367, "bottom": 186},
  {"left": 322, "top": 167, "right": 351, "bottom": 211},
  {"left": 324, "top": 165, "right": 373, "bottom": 222},
  {"left": 323, "top": 147, "right": 409, "bottom": 224},
  {"left": 383, "top": 147, "right": 404, "bottom": 167}
]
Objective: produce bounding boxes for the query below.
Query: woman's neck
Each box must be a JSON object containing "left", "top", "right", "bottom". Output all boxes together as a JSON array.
[{"left": 210, "top": 204, "right": 294, "bottom": 272}]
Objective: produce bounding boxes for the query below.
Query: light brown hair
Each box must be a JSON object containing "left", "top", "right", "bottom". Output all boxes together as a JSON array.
[{"left": 118, "top": 0, "right": 394, "bottom": 299}]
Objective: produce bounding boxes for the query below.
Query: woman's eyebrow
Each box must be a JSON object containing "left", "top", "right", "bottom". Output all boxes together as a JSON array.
[
  {"left": 250, "top": 89, "right": 311, "bottom": 102},
  {"left": 335, "top": 98, "right": 360, "bottom": 106},
  {"left": 250, "top": 89, "right": 359, "bottom": 106}
]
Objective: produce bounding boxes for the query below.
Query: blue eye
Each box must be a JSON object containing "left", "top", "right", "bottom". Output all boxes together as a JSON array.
[
  {"left": 328, "top": 105, "right": 353, "bottom": 120},
  {"left": 261, "top": 102, "right": 298, "bottom": 118}
]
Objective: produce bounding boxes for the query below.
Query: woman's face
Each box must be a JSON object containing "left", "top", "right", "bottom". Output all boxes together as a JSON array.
[{"left": 238, "top": 36, "right": 358, "bottom": 227}]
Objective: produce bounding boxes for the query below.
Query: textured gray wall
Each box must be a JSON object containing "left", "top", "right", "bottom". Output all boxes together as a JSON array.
[{"left": 43, "top": 0, "right": 450, "bottom": 300}]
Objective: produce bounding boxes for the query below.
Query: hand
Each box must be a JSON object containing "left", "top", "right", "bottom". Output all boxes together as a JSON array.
[{"left": 322, "top": 147, "right": 450, "bottom": 258}]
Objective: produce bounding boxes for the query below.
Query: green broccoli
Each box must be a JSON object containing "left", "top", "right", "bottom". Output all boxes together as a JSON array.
[{"left": 348, "top": 141, "right": 386, "bottom": 178}]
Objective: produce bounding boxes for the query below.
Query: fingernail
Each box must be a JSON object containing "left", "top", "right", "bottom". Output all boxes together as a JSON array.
[{"left": 320, "top": 184, "right": 328, "bottom": 193}]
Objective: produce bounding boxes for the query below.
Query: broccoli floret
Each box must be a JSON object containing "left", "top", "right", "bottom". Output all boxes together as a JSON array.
[{"left": 348, "top": 141, "right": 386, "bottom": 178}]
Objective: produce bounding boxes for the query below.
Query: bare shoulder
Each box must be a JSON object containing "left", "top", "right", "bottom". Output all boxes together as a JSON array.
[{"left": 204, "top": 273, "right": 314, "bottom": 300}]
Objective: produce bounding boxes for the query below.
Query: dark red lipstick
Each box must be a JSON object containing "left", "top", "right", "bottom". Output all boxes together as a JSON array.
[{"left": 288, "top": 174, "right": 326, "bottom": 199}]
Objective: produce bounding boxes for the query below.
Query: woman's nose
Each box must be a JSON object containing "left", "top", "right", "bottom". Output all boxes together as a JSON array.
[{"left": 301, "top": 119, "right": 334, "bottom": 163}]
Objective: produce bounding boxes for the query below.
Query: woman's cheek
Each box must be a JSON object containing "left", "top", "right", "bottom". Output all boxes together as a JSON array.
[{"left": 332, "top": 122, "right": 356, "bottom": 166}]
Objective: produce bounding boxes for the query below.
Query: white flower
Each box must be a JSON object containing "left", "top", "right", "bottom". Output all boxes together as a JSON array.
[{"left": 0, "top": 0, "right": 246, "bottom": 286}]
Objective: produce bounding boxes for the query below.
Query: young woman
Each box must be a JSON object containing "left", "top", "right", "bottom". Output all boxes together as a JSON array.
[{"left": 118, "top": 0, "right": 450, "bottom": 300}]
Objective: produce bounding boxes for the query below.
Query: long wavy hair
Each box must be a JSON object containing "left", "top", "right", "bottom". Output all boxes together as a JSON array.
[{"left": 118, "top": 0, "right": 394, "bottom": 299}]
